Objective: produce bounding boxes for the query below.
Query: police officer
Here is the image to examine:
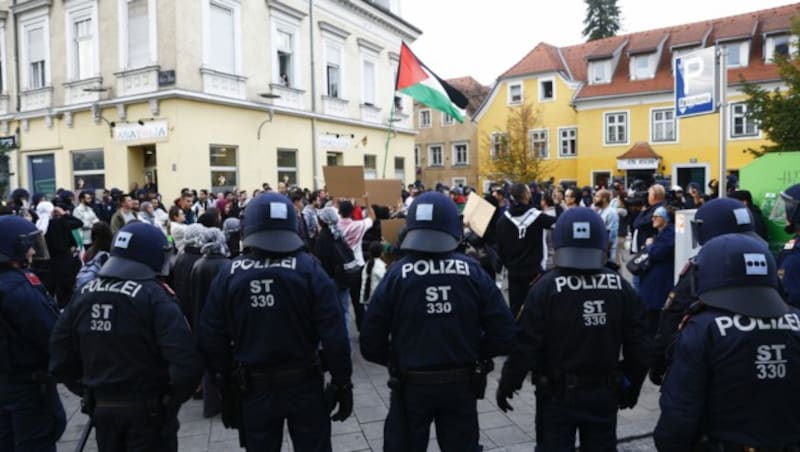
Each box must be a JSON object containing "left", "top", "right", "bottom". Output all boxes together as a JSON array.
[
  {"left": 650, "top": 197, "right": 763, "bottom": 384},
  {"left": 778, "top": 183, "right": 800, "bottom": 307},
  {"left": 49, "top": 222, "right": 202, "bottom": 452},
  {"left": 198, "top": 193, "right": 352, "bottom": 451},
  {"left": 655, "top": 233, "right": 800, "bottom": 450},
  {"left": 360, "top": 192, "right": 515, "bottom": 452},
  {"left": 0, "top": 216, "right": 65, "bottom": 451},
  {"left": 497, "top": 207, "right": 650, "bottom": 450}
]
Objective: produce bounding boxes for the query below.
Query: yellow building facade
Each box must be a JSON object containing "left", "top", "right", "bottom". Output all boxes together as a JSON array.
[
  {"left": 474, "top": 4, "right": 797, "bottom": 191},
  {"left": 1, "top": 0, "right": 419, "bottom": 198}
]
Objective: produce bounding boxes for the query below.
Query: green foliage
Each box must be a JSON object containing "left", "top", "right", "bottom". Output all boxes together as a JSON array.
[
  {"left": 583, "top": 0, "right": 622, "bottom": 41},
  {"left": 741, "top": 19, "right": 800, "bottom": 154},
  {"left": 481, "top": 102, "right": 552, "bottom": 184}
]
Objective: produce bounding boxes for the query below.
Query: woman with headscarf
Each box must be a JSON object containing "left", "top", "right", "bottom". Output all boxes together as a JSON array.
[
  {"left": 222, "top": 217, "right": 241, "bottom": 258},
  {"left": 189, "top": 227, "right": 229, "bottom": 416},
  {"left": 315, "top": 206, "right": 352, "bottom": 331},
  {"left": 33, "top": 200, "right": 83, "bottom": 308},
  {"left": 170, "top": 223, "right": 206, "bottom": 324}
]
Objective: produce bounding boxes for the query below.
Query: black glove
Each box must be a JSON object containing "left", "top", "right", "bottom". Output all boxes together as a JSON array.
[
  {"left": 648, "top": 367, "right": 664, "bottom": 386},
  {"left": 324, "top": 382, "right": 353, "bottom": 421},
  {"left": 496, "top": 382, "right": 516, "bottom": 413},
  {"left": 618, "top": 375, "right": 642, "bottom": 409}
]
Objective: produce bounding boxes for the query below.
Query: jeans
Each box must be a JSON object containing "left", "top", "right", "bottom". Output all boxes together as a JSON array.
[{"left": 337, "top": 287, "right": 351, "bottom": 334}]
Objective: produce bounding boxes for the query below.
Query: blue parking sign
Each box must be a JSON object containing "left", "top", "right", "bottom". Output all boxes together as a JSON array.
[{"left": 675, "top": 47, "right": 717, "bottom": 118}]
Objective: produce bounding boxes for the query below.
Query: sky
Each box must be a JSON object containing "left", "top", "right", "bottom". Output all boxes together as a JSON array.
[{"left": 400, "top": 0, "right": 796, "bottom": 86}]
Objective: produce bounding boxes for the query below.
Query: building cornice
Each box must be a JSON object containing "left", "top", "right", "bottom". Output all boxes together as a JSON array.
[
  {"left": 331, "top": 0, "right": 420, "bottom": 42},
  {"left": 318, "top": 21, "right": 351, "bottom": 40},
  {"left": 266, "top": 0, "right": 307, "bottom": 21},
  {"left": 11, "top": 0, "right": 51, "bottom": 15}
]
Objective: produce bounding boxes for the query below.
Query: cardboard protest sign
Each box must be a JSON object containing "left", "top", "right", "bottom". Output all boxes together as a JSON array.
[
  {"left": 462, "top": 192, "right": 496, "bottom": 237},
  {"left": 365, "top": 179, "right": 404, "bottom": 208},
  {"left": 380, "top": 219, "right": 406, "bottom": 248},
  {"left": 323, "top": 166, "right": 365, "bottom": 199}
]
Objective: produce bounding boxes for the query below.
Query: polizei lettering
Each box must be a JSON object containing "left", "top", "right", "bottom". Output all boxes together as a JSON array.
[
  {"left": 230, "top": 257, "right": 297, "bottom": 274},
  {"left": 554, "top": 274, "right": 623, "bottom": 293},
  {"left": 715, "top": 313, "right": 800, "bottom": 337},
  {"left": 401, "top": 259, "right": 470, "bottom": 279},
  {"left": 81, "top": 278, "right": 143, "bottom": 298}
]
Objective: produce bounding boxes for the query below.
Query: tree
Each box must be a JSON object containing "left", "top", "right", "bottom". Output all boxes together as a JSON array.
[
  {"left": 583, "top": 0, "right": 622, "bottom": 41},
  {"left": 741, "top": 20, "right": 800, "bottom": 155},
  {"left": 481, "top": 102, "right": 552, "bottom": 185}
]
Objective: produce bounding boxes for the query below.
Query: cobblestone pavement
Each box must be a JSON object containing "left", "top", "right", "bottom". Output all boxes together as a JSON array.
[{"left": 57, "top": 268, "right": 659, "bottom": 451}]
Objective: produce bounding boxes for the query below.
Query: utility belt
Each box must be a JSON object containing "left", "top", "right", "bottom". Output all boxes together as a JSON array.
[
  {"left": 0, "top": 370, "right": 51, "bottom": 385},
  {"left": 537, "top": 371, "right": 621, "bottom": 399},
  {"left": 391, "top": 360, "right": 494, "bottom": 399},
  {"left": 234, "top": 364, "right": 322, "bottom": 395},
  {"left": 701, "top": 440, "right": 800, "bottom": 452}
]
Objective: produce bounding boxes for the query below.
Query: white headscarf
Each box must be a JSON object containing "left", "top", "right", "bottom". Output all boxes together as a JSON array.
[{"left": 35, "top": 201, "right": 54, "bottom": 234}]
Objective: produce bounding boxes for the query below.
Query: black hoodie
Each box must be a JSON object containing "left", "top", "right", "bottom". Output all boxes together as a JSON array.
[{"left": 495, "top": 203, "right": 556, "bottom": 277}]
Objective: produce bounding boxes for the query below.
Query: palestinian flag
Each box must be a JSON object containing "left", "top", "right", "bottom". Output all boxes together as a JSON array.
[{"left": 395, "top": 42, "right": 469, "bottom": 123}]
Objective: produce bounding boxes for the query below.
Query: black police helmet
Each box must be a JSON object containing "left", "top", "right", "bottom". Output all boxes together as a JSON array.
[
  {"left": 242, "top": 193, "right": 304, "bottom": 254},
  {"left": 780, "top": 183, "right": 800, "bottom": 228},
  {"left": 552, "top": 207, "right": 608, "bottom": 270},
  {"left": 0, "top": 216, "right": 46, "bottom": 264},
  {"left": 99, "top": 223, "right": 169, "bottom": 280},
  {"left": 401, "top": 192, "right": 461, "bottom": 253},
  {"left": 695, "top": 233, "right": 787, "bottom": 318},
  {"left": 691, "top": 197, "right": 760, "bottom": 246}
]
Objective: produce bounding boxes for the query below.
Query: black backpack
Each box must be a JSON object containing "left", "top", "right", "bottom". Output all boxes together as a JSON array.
[{"left": 332, "top": 237, "right": 363, "bottom": 285}]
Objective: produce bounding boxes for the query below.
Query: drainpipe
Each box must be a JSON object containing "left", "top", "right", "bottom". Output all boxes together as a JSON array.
[
  {"left": 12, "top": 0, "right": 22, "bottom": 190},
  {"left": 309, "top": 0, "right": 319, "bottom": 190}
]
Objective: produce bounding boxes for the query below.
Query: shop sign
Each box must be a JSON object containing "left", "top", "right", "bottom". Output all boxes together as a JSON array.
[
  {"left": 617, "top": 158, "right": 659, "bottom": 170},
  {"left": 114, "top": 120, "right": 169, "bottom": 143},
  {"left": 318, "top": 134, "right": 352, "bottom": 150}
]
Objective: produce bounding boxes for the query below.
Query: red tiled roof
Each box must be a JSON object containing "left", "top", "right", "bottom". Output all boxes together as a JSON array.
[
  {"left": 497, "top": 3, "right": 800, "bottom": 101},
  {"left": 501, "top": 43, "right": 566, "bottom": 78},
  {"left": 446, "top": 76, "right": 490, "bottom": 115},
  {"left": 617, "top": 142, "right": 662, "bottom": 160}
]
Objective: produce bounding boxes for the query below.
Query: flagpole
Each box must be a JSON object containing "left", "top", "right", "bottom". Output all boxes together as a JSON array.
[{"left": 382, "top": 99, "right": 397, "bottom": 179}]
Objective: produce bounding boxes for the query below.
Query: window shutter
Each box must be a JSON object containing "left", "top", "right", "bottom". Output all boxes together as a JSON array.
[
  {"left": 363, "top": 60, "right": 375, "bottom": 104},
  {"left": 128, "top": 0, "right": 149, "bottom": 68},
  {"left": 28, "top": 27, "right": 45, "bottom": 63},
  {"left": 210, "top": 3, "right": 235, "bottom": 73}
]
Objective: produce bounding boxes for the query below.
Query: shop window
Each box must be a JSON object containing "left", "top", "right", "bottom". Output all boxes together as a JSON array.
[
  {"left": 72, "top": 149, "right": 105, "bottom": 190},
  {"left": 277, "top": 148, "right": 297, "bottom": 185},
  {"left": 209, "top": 145, "right": 238, "bottom": 191}
]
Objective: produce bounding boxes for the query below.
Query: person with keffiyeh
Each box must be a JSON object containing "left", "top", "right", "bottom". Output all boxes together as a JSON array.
[{"left": 338, "top": 196, "right": 375, "bottom": 332}]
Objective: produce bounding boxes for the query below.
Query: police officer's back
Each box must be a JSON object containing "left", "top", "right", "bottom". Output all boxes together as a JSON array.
[
  {"left": 359, "top": 192, "right": 515, "bottom": 452},
  {"left": 497, "top": 207, "right": 651, "bottom": 451},
  {"left": 198, "top": 193, "right": 353, "bottom": 451},
  {"left": 650, "top": 198, "right": 763, "bottom": 384},
  {"left": 49, "top": 222, "right": 202, "bottom": 452},
  {"left": 655, "top": 234, "right": 800, "bottom": 450},
  {"left": 778, "top": 183, "right": 800, "bottom": 308},
  {"left": 0, "top": 216, "right": 65, "bottom": 452}
]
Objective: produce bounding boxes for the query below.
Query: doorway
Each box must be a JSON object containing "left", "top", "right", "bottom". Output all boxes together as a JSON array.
[
  {"left": 626, "top": 170, "right": 656, "bottom": 188},
  {"left": 674, "top": 164, "right": 708, "bottom": 191},
  {"left": 326, "top": 152, "right": 343, "bottom": 166},
  {"left": 127, "top": 145, "right": 158, "bottom": 195}
]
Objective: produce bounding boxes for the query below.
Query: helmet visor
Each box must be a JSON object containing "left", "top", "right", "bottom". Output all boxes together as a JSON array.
[
  {"left": 690, "top": 218, "right": 703, "bottom": 248},
  {"left": 22, "top": 230, "right": 50, "bottom": 261},
  {"left": 160, "top": 247, "right": 172, "bottom": 277},
  {"left": 770, "top": 192, "right": 800, "bottom": 227}
]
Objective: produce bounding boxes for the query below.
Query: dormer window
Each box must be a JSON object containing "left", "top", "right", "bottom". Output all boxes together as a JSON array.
[
  {"left": 766, "top": 34, "right": 798, "bottom": 62},
  {"left": 630, "top": 53, "right": 656, "bottom": 80},
  {"left": 723, "top": 41, "right": 750, "bottom": 68},
  {"left": 589, "top": 60, "right": 612, "bottom": 84}
]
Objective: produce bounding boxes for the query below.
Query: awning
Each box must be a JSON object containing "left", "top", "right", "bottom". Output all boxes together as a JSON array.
[{"left": 617, "top": 142, "right": 662, "bottom": 170}]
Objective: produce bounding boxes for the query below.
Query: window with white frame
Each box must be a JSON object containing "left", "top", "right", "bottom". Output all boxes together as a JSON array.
[
  {"left": 724, "top": 41, "right": 750, "bottom": 68},
  {"left": 490, "top": 132, "right": 508, "bottom": 158},
  {"left": 589, "top": 60, "right": 612, "bottom": 84},
  {"left": 276, "top": 28, "right": 295, "bottom": 86},
  {"left": 0, "top": 23, "right": 6, "bottom": 93},
  {"left": 651, "top": 109, "right": 676, "bottom": 142},
  {"left": 419, "top": 109, "right": 431, "bottom": 128},
  {"left": 325, "top": 42, "right": 342, "bottom": 98},
  {"left": 508, "top": 83, "right": 522, "bottom": 104},
  {"left": 452, "top": 142, "right": 469, "bottom": 166},
  {"left": 364, "top": 154, "right": 378, "bottom": 179},
  {"left": 362, "top": 58, "right": 376, "bottom": 105},
  {"left": 539, "top": 78, "right": 554, "bottom": 101},
  {"left": 72, "top": 149, "right": 105, "bottom": 190},
  {"left": 277, "top": 148, "right": 297, "bottom": 185},
  {"left": 66, "top": 0, "right": 98, "bottom": 82},
  {"left": 123, "top": 0, "right": 154, "bottom": 70},
  {"left": 604, "top": 112, "right": 628, "bottom": 145},
  {"left": 394, "top": 157, "right": 405, "bottom": 180},
  {"left": 428, "top": 145, "right": 443, "bottom": 167},
  {"left": 414, "top": 146, "right": 420, "bottom": 167},
  {"left": 209, "top": 145, "right": 238, "bottom": 191},
  {"left": 442, "top": 113, "right": 454, "bottom": 126},
  {"left": 208, "top": 1, "right": 237, "bottom": 74},
  {"left": 630, "top": 53, "right": 656, "bottom": 80},
  {"left": 529, "top": 129, "right": 549, "bottom": 158},
  {"left": 559, "top": 127, "right": 577, "bottom": 157},
  {"left": 731, "top": 103, "right": 759, "bottom": 138},
  {"left": 23, "top": 19, "right": 49, "bottom": 90},
  {"left": 766, "top": 34, "right": 798, "bottom": 62}
]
